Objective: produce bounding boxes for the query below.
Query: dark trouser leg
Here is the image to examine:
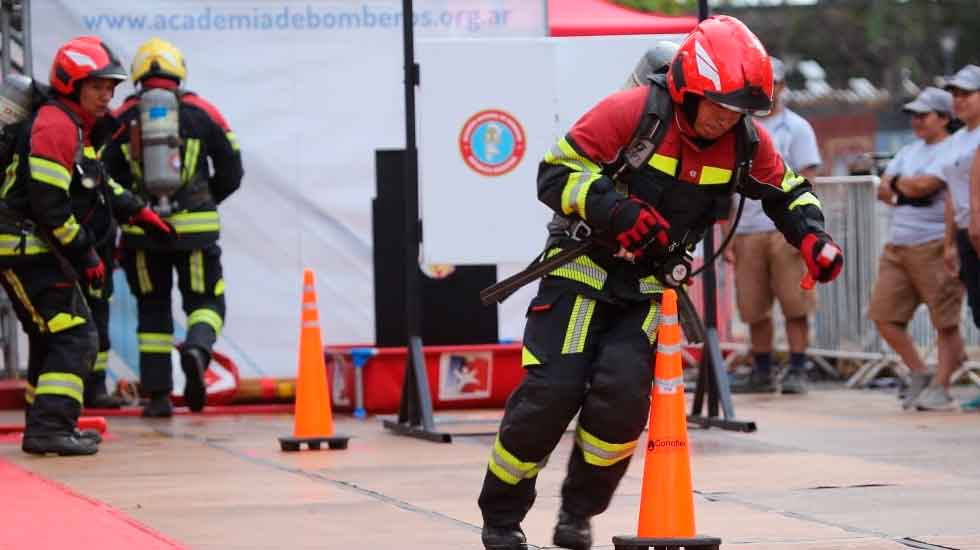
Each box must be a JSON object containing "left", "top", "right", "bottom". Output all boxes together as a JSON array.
[
  {"left": 84, "top": 291, "right": 113, "bottom": 404},
  {"left": 175, "top": 244, "right": 225, "bottom": 360},
  {"left": 122, "top": 249, "right": 175, "bottom": 395},
  {"left": 956, "top": 230, "right": 980, "bottom": 330},
  {"left": 563, "top": 299, "right": 656, "bottom": 518},
  {"left": 479, "top": 288, "right": 599, "bottom": 527}
]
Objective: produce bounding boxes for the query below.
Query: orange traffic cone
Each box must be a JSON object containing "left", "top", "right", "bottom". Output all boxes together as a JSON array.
[
  {"left": 278, "top": 269, "right": 349, "bottom": 452},
  {"left": 612, "top": 289, "right": 721, "bottom": 550}
]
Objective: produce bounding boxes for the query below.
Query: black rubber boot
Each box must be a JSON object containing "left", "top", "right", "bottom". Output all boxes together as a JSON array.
[
  {"left": 553, "top": 510, "right": 592, "bottom": 550},
  {"left": 85, "top": 371, "right": 122, "bottom": 409},
  {"left": 74, "top": 428, "right": 103, "bottom": 444},
  {"left": 180, "top": 347, "right": 208, "bottom": 413},
  {"left": 22, "top": 432, "right": 99, "bottom": 456},
  {"left": 481, "top": 524, "right": 527, "bottom": 550},
  {"left": 141, "top": 393, "right": 173, "bottom": 418}
]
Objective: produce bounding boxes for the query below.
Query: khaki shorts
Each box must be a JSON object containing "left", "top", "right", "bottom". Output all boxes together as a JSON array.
[
  {"left": 733, "top": 231, "right": 816, "bottom": 324},
  {"left": 868, "top": 240, "right": 963, "bottom": 329}
]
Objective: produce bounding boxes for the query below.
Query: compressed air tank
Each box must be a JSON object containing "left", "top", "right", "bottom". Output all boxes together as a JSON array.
[
  {"left": 0, "top": 73, "right": 35, "bottom": 126},
  {"left": 139, "top": 88, "right": 182, "bottom": 199}
]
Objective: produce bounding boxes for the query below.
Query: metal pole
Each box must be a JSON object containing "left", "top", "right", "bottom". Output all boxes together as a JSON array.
[
  {"left": 1, "top": 2, "right": 11, "bottom": 78},
  {"left": 402, "top": 0, "right": 420, "bottom": 345},
  {"left": 22, "top": 0, "right": 31, "bottom": 77}
]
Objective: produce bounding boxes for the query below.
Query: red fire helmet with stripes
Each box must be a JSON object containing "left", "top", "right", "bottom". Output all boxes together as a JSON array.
[
  {"left": 666, "top": 15, "right": 774, "bottom": 117},
  {"left": 49, "top": 35, "right": 127, "bottom": 96}
]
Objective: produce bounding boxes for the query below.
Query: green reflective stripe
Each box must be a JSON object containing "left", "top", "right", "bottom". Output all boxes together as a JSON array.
[
  {"left": 189, "top": 250, "right": 205, "bottom": 292},
  {"left": 47, "top": 312, "right": 87, "bottom": 333},
  {"left": 226, "top": 131, "right": 239, "bottom": 152},
  {"left": 699, "top": 165, "right": 732, "bottom": 185},
  {"left": 562, "top": 295, "right": 595, "bottom": 355},
  {"left": 781, "top": 165, "right": 806, "bottom": 192},
  {"left": 521, "top": 346, "right": 541, "bottom": 367},
  {"left": 560, "top": 171, "right": 601, "bottom": 220},
  {"left": 575, "top": 426, "right": 637, "bottom": 467},
  {"left": 29, "top": 156, "right": 71, "bottom": 190},
  {"left": 2, "top": 270, "right": 45, "bottom": 329},
  {"left": 52, "top": 215, "right": 80, "bottom": 245},
  {"left": 638, "top": 275, "right": 664, "bottom": 295},
  {"left": 36, "top": 372, "right": 84, "bottom": 404},
  {"left": 93, "top": 351, "right": 109, "bottom": 372},
  {"left": 24, "top": 383, "right": 35, "bottom": 405},
  {"left": 648, "top": 154, "right": 678, "bottom": 176},
  {"left": 121, "top": 144, "right": 142, "bottom": 179},
  {"left": 188, "top": 308, "right": 223, "bottom": 335},
  {"left": 488, "top": 436, "right": 548, "bottom": 485},
  {"left": 788, "top": 192, "right": 821, "bottom": 211},
  {"left": 0, "top": 234, "right": 47, "bottom": 255},
  {"left": 108, "top": 178, "right": 126, "bottom": 196},
  {"left": 546, "top": 248, "right": 607, "bottom": 290},
  {"left": 135, "top": 251, "right": 153, "bottom": 294},
  {"left": 182, "top": 138, "right": 201, "bottom": 183},
  {"left": 138, "top": 332, "right": 173, "bottom": 354},
  {"left": 214, "top": 278, "right": 225, "bottom": 296},
  {"left": 1, "top": 154, "right": 20, "bottom": 198},
  {"left": 642, "top": 302, "right": 660, "bottom": 344}
]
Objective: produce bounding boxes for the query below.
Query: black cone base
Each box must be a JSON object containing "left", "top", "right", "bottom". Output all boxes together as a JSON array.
[
  {"left": 612, "top": 534, "right": 722, "bottom": 549},
  {"left": 278, "top": 435, "right": 350, "bottom": 452}
]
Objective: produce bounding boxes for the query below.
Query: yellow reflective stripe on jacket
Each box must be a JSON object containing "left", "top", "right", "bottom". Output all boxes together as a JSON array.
[
  {"left": 699, "top": 165, "right": 732, "bottom": 185},
  {"left": 47, "top": 312, "right": 87, "bottom": 333},
  {"left": 2, "top": 269, "right": 45, "bottom": 329},
  {"left": 1, "top": 153, "right": 20, "bottom": 198},
  {"left": 189, "top": 250, "right": 205, "bottom": 292},
  {"left": 29, "top": 156, "right": 71, "bottom": 191},
  {"left": 214, "top": 278, "right": 225, "bottom": 296},
  {"left": 135, "top": 250, "right": 153, "bottom": 294},
  {"left": 83, "top": 146, "right": 96, "bottom": 159},
  {"left": 36, "top": 372, "right": 84, "bottom": 404},
  {"left": 93, "top": 351, "right": 109, "bottom": 372},
  {"left": 108, "top": 178, "right": 127, "bottom": 196},
  {"left": 562, "top": 295, "right": 595, "bottom": 354},
  {"left": 188, "top": 308, "right": 223, "bottom": 335},
  {"left": 138, "top": 332, "right": 174, "bottom": 354},
  {"left": 488, "top": 436, "right": 548, "bottom": 485},
  {"left": 0, "top": 234, "right": 47, "bottom": 255},
  {"left": 123, "top": 211, "right": 220, "bottom": 235},
  {"left": 648, "top": 153, "right": 678, "bottom": 176},
  {"left": 24, "top": 383, "right": 35, "bottom": 405},
  {"left": 575, "top": 426, "right": 637, "bottom": 467},
  {"left": 642, "top": 301, "right": 660, "bottom": 345},
  {"left": 638, "top": 275, "right": 665, "bottom": 295},
  {"left": 51, "top": 215, "right": 80, "bottom": 245},
  {"left": 545, "top": 138, "right": 602, "bottom": 220},
  {"left": 521, "top": 346, "right": 540, "bottom": 367},
  {"left": 181, "top": 138, "right": 201, "bottom": 183},
  {"left": 781, "top": 166, "right": 806, "bottom": 192},
  {"left": 226, "top": 132, "right": 239, "bottom": 151},
  {"left": 545, "top": 248, "right": 607, "bottom": 290},
  {"left": 121, "top": 144, "right": 143, "bottom": 179},
  {"left": 788, "top": 191, "right": 821, "bottom": 211}
]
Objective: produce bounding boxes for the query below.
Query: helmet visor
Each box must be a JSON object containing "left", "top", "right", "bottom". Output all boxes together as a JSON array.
[{"left": 705, "top": 86, "right": 772, "bottom": 117}]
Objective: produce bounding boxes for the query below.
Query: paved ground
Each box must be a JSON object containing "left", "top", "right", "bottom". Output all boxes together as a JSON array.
[{"left": 2, "top": 386, "right": 979, "bottom": 550}]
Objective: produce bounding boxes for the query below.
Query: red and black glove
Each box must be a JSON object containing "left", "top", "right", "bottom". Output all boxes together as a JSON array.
[
  {"left": 129, "top": 207, "right": 174, "bottom": 238},
  {"left": 611, "top": 197, "right": 670, "bottom": 257},
  {"left": 81, "top": 248, "right": 105, "bottom": 289},
  {"left": 800, "top": 232, "right": 843, "bottom": 283}
]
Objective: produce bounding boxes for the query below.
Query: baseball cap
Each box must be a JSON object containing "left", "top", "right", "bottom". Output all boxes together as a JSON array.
[
  {"left": 902, "top": 86, "right": 953, "bottom": 114},
  {"left": 771, "top": 57, "right": 786, "bottom": 82},
  {"left": 944, "top": 64, "right": 980, "bottom": 92}
]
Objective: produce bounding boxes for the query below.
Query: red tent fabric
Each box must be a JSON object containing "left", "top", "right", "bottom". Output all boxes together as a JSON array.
[{"left": 548, "top": 0, "right": 697, "bottom": 37}]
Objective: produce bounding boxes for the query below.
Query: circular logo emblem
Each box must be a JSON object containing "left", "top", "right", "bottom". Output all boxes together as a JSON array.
[{"left": 459, "top": 109, "right": 526, "bottom": 177}]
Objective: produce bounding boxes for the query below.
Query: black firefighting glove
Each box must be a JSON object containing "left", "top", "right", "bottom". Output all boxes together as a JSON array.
[{"left": 610, "top": 197, "right": 670, "bottom": 257}]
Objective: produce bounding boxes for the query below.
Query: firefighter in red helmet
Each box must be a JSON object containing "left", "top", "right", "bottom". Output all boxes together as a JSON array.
[
  {"left": 478, "top": 16, "right": 843, "bottom": 550},
  {"left": 0, "top": 36, "right": 171, "bottom": 455}
]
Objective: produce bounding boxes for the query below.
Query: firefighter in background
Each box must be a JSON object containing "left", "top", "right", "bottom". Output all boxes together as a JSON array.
[
  {"left": 0, "top": 36, "right": 170, "bottom": 455},
  {"left": 102, "top": 37, "right": 244, "bottom": 418},
  {"left": 478, "top": 17, "right": 843, "bottom": 550}
]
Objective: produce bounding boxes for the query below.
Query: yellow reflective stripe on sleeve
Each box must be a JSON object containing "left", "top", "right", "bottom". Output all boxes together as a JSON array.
[
  {"left": 47, "top": 312, "right": 87, "bottom": 333},
  {"left": 575, "top": 426, "right": 637, "bottom": 467},
  {"left": 124, "top": 211, "right": 220, "bottom": 235},
  {"left": 181, "top": 138, "right": 201, "bottom": 184},
  {"left": 135, "top": 251, "right": 153, "bottom": 294},
  {"left": 189, "top": 250, "right": 205, "bottom": 293},
  {"left": 36, "top": 372, "right": 84, "bottom": 404},
  {"left": 521, "top": 346, "right": 541, "bottom": 367},
  {"left": 121, "top": 144, "right": 143, "bottom": 179},
  {"left": 2, "top": 269, "right": 45, "bottom": 330},
  {"left": 1, "top": 154, "right": 20, "bottom": 198},
  {"left": 781, "top": 165, "right": 806, "bottom": 192},
  {"left": 138, "top": 332, "right": 173, "bottom": 354},
  {"left": 83, "top": 146, "right": 96, "bottom": 159},
  {"left": 24, "top": 383, "right": 35, "bottom": 405},
  {"left": 488, "top": 436, "right": 548, "bottom": 485},
  {"left": 0, "top": 234, "right": 47, "bottom": 255},
  {"left": 214, "top": 278, "right": 225, "bottom": 296},
  {"left": 561, "top": 295, "right": 595, "bottom": 354},
  {"left": 546, "top": 248, "right": 607, "bottom": 290},
  {"left": 545, "top": 139, "right": 603, "bottom": 220},
  {"left": 108, "top": 178, "right": 126, "bottom": 196},
  {"left": 52, "top": 215, "right": 81, "bottom": 245},
  {"left": 226, "top": 132, "right": 239, "bottom": 152},
  {"left": 29, "top": 156, "right": 72, "bottom": 191},
  {"left": 93, "top": 351, "right": 109, "bottom": 372},
  {"left": 788, "top": 191, "right": 821, "bottom": 211},
  {"left": 188, "top": 308, "right": 223, "bottom": 335},
  {"left": 699, "top": 165, "right": 732, "bottom": 185},
  {"left": 648, "top": 154, "right": 678, "bottom": 176},
  {"left": 638, "top": 275, "right": 664, "bottom": 295},
  {"left": 642, "top": 301, "right": 660, "bottom": 345}
]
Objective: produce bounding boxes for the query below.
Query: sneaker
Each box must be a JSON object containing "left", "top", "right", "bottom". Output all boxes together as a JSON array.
[
  {"left": 901, "top": 373, "right": 932, "bottom": 410},
  {"left": 780, "top": 369, "right": 809, "bottom": 395},
  {"left": 553, "top": 510, "right": 592, "bottom": 550},
  {"left": 180, "top": 348, "right": 208, "bottom": 413},
  {"left": 915, "top": 385, "right": 957, "bottom": 411},
  {"left": 141, "top": 393, "right": 174, "bottom": 418},
  {"left": 730, "top": 370, "right": 775, "bottom": 394},
  {"left": 961, "top": 394, "right": 980, "bottom": 411},
  {"left": 481, "top": 524, "right": 526, "bottom": 550},
  {"left": 22, "top": 432, "right": 99, "bottom": 456}
]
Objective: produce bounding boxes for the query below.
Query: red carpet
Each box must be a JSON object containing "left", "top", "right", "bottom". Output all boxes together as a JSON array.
[{"left": 0, "top": 458, "right": 185, "bottom": 549}]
